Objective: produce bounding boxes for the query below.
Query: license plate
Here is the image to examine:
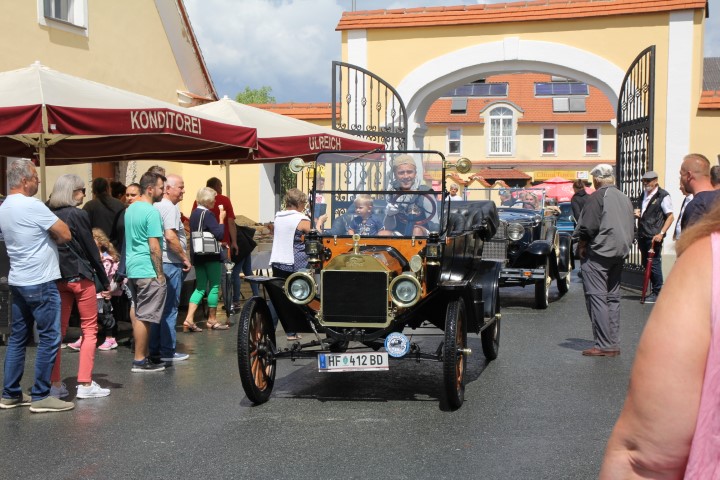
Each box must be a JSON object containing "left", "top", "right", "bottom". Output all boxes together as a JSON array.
[{"left": 317, "top": 352, "right": 389, "bottom": 372}]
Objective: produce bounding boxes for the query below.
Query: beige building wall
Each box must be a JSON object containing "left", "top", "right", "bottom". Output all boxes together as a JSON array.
[
  {"left": 130, "top": 160, "right": 265, "bottom": 223},
  {"left": 341, "top": 10, "right": 709, "bottom": 187},
  {"left": 0, "top": 0, "right": 269, "bottom": 218}
]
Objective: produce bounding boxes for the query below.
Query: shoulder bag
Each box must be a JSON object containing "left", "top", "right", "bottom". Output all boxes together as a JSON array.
[{"left": 191, "top": 209, "right": 221, "bottom": 255}]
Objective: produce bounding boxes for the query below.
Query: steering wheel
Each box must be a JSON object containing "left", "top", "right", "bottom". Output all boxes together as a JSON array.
[{"left": 389, "top": 192, "right": 437, "bottom": 226}]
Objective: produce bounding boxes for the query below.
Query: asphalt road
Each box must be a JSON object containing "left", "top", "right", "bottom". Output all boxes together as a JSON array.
[{"left": 0, "top": 272, "right": 651, "bottom": 479}]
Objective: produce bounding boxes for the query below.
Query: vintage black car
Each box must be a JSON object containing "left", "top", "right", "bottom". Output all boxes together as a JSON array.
[
  {"left": 459, "top": 188, "right": 573, "bottom": 309},
  {"left": 238, "top": 150, "right": 503, "bottom": 410}
]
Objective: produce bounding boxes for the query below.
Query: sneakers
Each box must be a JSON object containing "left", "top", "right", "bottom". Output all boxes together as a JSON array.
[
  {"left": 0, "top": 393, "right": 31, "bottom": 409},
  {"left": 98, "top": 338, "right": 118, "bottom": 351},
  {"left": 76, "top": 381, "right": 111, "bottom": 399},
  {"left": 160, "top": 352, "right": 190, "bottom": 362},
  {"left": 643, "top": 294, "right": 658, "bottom": 304},
  {"left": 50, "top": 382, "right": 69, "bottom": 399},
  {"left": 67, "top": 337, "right": 83, "bottom": 351},
  {"left": 29, "top": 396, "right": 75, "bottom": 413},
  {"left": 131, "top": 359, "right": 166, "bottom": 373}
]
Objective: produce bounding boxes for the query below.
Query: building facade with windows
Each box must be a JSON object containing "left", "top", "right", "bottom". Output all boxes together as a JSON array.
[
  {"left": 422, "top": 72, "right": 616, "bottom": 182},
  {"left": 0, "top": 0, "right": 267, "bottom": 219}
]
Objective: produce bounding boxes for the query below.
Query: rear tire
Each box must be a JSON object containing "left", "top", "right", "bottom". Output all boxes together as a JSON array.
[
  {"left": 443, "top": 299, "right": 467, "bottom": 410},
  {"left": 557, "top": 270, "right": 570, "bottom": 295},
  {"left": 237, "top": 297, "right": 276, "bottom": 404},
  {"left": 534, "top": 259, "right": 550, "bottom": 309}
]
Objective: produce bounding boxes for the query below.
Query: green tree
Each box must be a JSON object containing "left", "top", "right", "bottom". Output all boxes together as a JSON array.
[{"left": 235, "top": 86, "right": 276, "bottom": 104}]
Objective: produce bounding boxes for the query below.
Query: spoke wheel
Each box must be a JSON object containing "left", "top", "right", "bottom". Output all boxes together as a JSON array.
[
  {"left": 481, "top": 289, "right": 501, "bottom": 361},
  {"left": 534, "top": 259, "right": 550, "bottom": 309},
  {"left": 237, "top": 297, "right": 276, "bottom": 404},
  {"left": 443, "top": 299, "right": 467, "bottom": 410}
]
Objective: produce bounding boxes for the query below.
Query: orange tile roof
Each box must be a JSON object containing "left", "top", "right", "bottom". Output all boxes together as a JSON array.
[
  {"left": 251, "top": 102, "right": 333, "bottom": 120},
  {"left": 337, "top": 0, "right": 707, "bottom": 30},
  {"left": 699, "top": 90, "right": 720, "bottom": 109},
  {"left": 474, "top": 168, "right": 532, "bottom": 180},
  {"left": 425, "top": 73, "right": 615, "bottom": 124}
]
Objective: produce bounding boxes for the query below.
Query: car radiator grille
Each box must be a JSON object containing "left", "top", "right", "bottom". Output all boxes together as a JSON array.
[
  {"left": 483, "top": 222, "right": 507, "bottom": 262},
  {"left": 321, "top": 270, "right": 388, "bottom": 324}
]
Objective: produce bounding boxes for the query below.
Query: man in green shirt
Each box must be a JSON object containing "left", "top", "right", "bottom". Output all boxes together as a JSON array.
[{"left": 124, "top": 171, "right": 167, "bottom": 373}]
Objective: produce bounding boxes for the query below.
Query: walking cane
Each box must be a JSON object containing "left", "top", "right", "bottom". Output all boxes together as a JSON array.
[{"left": 640, "top": 239, "right": 657, "bottom": 304}]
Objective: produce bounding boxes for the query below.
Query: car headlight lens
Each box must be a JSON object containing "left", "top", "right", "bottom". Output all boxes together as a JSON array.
[
  {"left": 389, "top": 274, "right": 422, "bottom": 308},
  {"left": 285, "top": 272, "right": 316, "bottom": 305},
  {"left": 507, "top": 223, "right": 525, "bottom": 241}
]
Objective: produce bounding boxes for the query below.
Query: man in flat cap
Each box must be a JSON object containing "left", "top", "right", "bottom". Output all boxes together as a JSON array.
[
  {"left": 573, "top": 164, "right": 634, "bottom": 357},
  {"left": 634, "top": 170, "right": 674, "bottom": 303},
  {"left": 384, "top": 154, "right": 437, "bottom": 236}
]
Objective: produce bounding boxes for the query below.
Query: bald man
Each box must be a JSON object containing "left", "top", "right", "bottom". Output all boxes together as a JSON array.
[{"left": 680, "top": 154, "right": 720, "bottom": 230}]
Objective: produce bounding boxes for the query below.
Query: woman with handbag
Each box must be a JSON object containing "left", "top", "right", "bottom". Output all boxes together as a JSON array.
[
  {"left": 47, "top": 174, "right": 111, "bottom": 399},
  {"left": 182, "top": 187, "right": 228, "bottom": 331}
]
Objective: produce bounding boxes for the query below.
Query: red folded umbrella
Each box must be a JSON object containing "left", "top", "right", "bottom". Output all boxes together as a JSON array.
[{"left": 640, "top": 240, "right": 657, "bottom": 304}]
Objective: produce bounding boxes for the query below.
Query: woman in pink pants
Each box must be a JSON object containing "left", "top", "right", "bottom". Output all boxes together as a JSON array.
[{"left": 47, "top": 174, "right": 111, "bottom": 399}]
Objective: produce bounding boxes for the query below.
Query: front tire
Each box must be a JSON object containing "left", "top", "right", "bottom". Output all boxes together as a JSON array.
[
  {"left": 481, "top": 289, "right": 500, "bottom": 360},
  {"left": 238, "top": 297, "right": 276, "bottom": 404},
  {"left": 443, "top": 299, "right": 467, "bottom": 410},
  {"left": 534, "top": 259, "right": 550, "bottom": 309}
]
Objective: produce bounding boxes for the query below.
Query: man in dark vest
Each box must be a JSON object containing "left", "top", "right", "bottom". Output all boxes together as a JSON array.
[{"left": 634, "top": 171, "right": 674, "bottom": 304}]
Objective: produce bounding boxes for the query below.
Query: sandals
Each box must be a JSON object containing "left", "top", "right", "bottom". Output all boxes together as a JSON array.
[
  {"left": 183, "top": 321, "right": 202, "bottom": 333},
  {"left": 286, "top": 334, "right": 302, "bottom": 341},
  {"left": 206, "top": 322, "right": 230, "bottom": 330}
]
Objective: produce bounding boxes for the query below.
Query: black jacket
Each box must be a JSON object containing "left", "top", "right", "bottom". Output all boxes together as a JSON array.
[
  {"left": 570, "top": 189, "right": 588, "bottom": 221},
  {"left": 51, "top": 206, "right": 109, "bottom": 288},
  {"left": 636, "top": 188, "right": 671, "bottom": 239}
]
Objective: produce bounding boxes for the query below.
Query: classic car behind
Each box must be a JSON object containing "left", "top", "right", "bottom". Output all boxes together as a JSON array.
[
  {"left": 458, "top": 188, "right": 573, "bottom": 309},
  {"left": 238, "top": 150, "right": 503, "bottom": 410}
]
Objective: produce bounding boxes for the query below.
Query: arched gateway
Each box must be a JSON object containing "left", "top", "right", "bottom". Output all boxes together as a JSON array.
[{"left": 333, "top": 0, "right": 712, "bottom": 281}]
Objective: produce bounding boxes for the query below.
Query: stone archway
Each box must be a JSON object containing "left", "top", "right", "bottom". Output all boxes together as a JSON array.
[{"left": 395, "top": 38, "right": 625, "bottom": 149}]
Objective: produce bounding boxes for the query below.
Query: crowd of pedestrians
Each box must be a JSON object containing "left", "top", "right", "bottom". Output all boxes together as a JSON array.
[
  {"left": 567, "top": 157, "right": 720, "bottom": 475},
  {"left": 0, "top": 160, "right": 256, "bottom": 412}
]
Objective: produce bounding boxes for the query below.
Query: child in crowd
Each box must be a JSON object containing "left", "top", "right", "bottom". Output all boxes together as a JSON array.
[
  {"left": 347, "top": 194, "right": 383, "bottom": 236},
  {"left": 68, "top": 229, "right": 122, "bottom": 351}
]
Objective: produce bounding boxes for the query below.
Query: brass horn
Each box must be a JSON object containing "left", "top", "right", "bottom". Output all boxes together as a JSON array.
[
  {"left": 446, "top": 157, "right": 472, "bottom": 174},
  {"left": 288, "top": 157, "right": 312, "bottom": 174}
]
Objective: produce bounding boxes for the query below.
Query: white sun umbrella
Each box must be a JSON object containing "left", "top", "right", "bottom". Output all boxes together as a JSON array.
[{"left": 0, "top": 63, "right": 257, "bottom": 199}]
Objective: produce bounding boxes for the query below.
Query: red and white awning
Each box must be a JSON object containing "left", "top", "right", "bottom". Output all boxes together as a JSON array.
[
  {"left": 0, "top": 62, "right": 257, "bottom": 164},
  {"left": 192, "top": 97, "right": 383, "bottom": 163}
]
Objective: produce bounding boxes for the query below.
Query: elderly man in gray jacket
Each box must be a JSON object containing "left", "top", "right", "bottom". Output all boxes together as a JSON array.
[{"left": 573, "top": 164, "right": 635, "bottom": 357}]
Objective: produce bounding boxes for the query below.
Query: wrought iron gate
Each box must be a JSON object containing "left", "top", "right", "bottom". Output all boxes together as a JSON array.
[
  {"left": 332, "top": 61, "right": 407, "bottom": 151},
  {"left": 616, "top": 46, "right": 655, "bottom": 288}
]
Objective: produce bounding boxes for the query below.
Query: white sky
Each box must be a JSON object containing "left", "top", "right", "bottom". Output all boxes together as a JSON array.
[{"left": 184, "top": 0, "right": 720, "bottom": 103}]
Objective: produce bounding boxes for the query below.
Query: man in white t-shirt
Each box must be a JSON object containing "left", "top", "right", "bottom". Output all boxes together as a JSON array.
[
  {"left": 0, "top": 159, "right": 73, "bottom": 413},
  {"left": 150, "top": 174, "right": 191, "bottom": 364}
]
